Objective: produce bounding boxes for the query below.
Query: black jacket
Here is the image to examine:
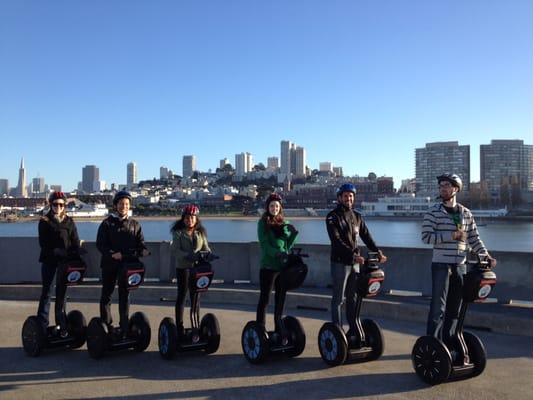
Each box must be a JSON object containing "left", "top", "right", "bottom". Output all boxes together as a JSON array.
[
  {"left": 96, "top": 214, "right": 147, "bottom": 269},
  {"left": 325, "top": 204, "right": 379, "bottom": 264},
  {"left": 38, "top": 213, "right": 80, "bottom": 264}
]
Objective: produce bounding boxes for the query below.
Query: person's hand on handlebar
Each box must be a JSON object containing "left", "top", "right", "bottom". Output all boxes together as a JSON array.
[
  {"left": 488, "top": 256, "right": 497, "bottom": 268},
  {"left": 353, "top": 254, "right": 365, "bottom": 265},
  {"left": 111, "top": 252, "right": 122, "bottom": 261},
  {"left": 378, "top": 250, "right": 387, "bottom": 264},
  {"left": 142, "top": 249, "right": 150, "bottom": 257}
]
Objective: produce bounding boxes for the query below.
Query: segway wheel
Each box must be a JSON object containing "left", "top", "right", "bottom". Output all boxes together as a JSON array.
[
  {"left": 362, "top": 319, "right": 384, "bottom": 361},
  {"left": 67, "top": 310, "right": 87, "bottom": 349},
  {"left": 129, "top": 312, "right": 151, "bottom": 352},
  {"left": 21, "top": 316, "right": 46, "bottom": 357},
  {"left": 318, "top": 322, "right": 348, "bottom": 366},
  {"left": 200, "top": 313, "right": 221, "bottom": 355},
  {"left": 158, "top": 317, "right": 178, "bottom": 359},
  {"left": 87, "top": 317, "right": 109, "bottom": 359},
  {"left": 412, "top": 336, "right": 452, "bottom": 385},
  {"left": 241, "top": 321, "right": 269, "bottom": 364},
  {"left": 463, "top": 331, "right": 487, "bottom": 378},
  {"left": 283, "top": 316, "right": 306, "bottom": 358}
]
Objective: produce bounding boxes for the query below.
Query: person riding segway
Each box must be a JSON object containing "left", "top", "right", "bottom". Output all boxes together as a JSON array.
[
  {"left": 318, "top": 183, "right": 388, "bottom": 366},
  {"left": 158, "top": 204, "right": 221, "bottom": 359},
  {"left": 22, "top": 191, "right": 88, "bottom": 356},
  {"left": 87, "top": 190, "right": 151, "bottom": 359},
  {"left": 241, "top": 193, "right": 308, "bottom": 364},
  {"left": 412, "top": 173, "right": 498, "bottom": 384}
]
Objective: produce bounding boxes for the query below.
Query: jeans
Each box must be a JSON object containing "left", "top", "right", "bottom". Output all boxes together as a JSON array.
[
  {"left": 426, "top": 262, "right": 466, "bottom": 341},
  {"left": 330, "top": 262, "right": 360, "bottom": 332},
  {"left": 37, "top": 263, "right": 68, "bottom": 330},
  {"left": 100, "top": 263, "right": 130, "bottom": 332},
  {"left": 256, "top": 268, "right": 287, "bottom": 333}
]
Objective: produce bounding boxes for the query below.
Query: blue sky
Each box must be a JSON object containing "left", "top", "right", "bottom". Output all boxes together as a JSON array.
[{"left": 1, "top": 0, "right": 532, "bottom": 191}]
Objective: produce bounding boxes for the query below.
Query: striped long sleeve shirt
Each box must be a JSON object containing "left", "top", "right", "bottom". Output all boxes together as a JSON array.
[{"left": 421, "top": 203, "right": 487, "bottom": 265}]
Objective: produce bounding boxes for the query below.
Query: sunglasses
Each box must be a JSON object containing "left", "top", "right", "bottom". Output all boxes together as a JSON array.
[{"left": 52, "top": 203, "right": 65, "bottom": 208}]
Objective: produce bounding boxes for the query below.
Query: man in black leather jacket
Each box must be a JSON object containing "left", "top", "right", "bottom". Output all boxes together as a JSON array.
[
  {"left": 96, "top": 190, "right": 148, "bottom": 335},
  {"left": 326, "top": 183, "right": 387, "bottom": 334}
]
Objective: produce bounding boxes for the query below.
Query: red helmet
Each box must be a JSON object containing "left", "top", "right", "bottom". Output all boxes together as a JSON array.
[
  {"left": 48, "top": 191, "right": 66, "bottom": 204},
  {"left": 182, "top": 204, "right": 200, "bottom": 216}
]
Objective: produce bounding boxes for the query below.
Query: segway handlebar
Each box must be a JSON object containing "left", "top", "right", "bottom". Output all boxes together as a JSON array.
[
  {"left": 195, "top": 251, "right": 219, "bottom": 263},
  {"left": 290, "top": 248, "right": 309, "bottom": 258},
  {"left": 467, "top": 253, "right": 491, "bottom": 270}
]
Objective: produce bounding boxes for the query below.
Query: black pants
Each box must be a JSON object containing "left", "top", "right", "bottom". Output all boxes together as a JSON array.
[
  {"left": 256, "top": 268, "right": 287, "bottom": 333},
  {"left": 100, "top": 263, "right": 130, "bottom": 332},
  {"left": 37, "top": 263, "right": 68, "bottom": 329},
  {"left": 175, "top": 268, "right": 200, "bottom": 330}
]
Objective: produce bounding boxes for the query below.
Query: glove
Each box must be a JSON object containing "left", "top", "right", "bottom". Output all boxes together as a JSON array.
[{"left": 286, "top": 224, "right": 298, "bottom": 235}]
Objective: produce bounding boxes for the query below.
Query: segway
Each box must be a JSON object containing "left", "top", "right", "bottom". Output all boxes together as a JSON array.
[
  {"left": 318, "top": 252, "right": 385, "bottom": 366},
  {"left": 241, "top": 248, "right": 308, "bottom": 364},
  {"left": 158, "top": 251, "right": 221, "bottom": 359},
  {"left": 87, "top": 249, "right": 151, "bottom": 359},
  {"left": 411, "top": 255, "right": 497, "bottom": 385},
  {"left": 22, "top": 250, "right": 88, "bottom": 357}
]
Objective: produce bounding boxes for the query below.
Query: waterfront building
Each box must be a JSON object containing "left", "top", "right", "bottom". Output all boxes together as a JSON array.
[
  {"left": 480, "top": 139, "right": 533, "bottom": 202},
  {"left": 415, "top": 141, "right": 470, "bottom": 196},
  {"left": 293, "top": 146, "right": 306, "bottom": 177},
  {"left": 16, "top": 158, "right": 27, "bottom": 198},
  {"left": 127, "top": 162, "right": 137, "bottom": 189},
  {"left": 82, "top": 165, "right": 99, "bottom": 193}
]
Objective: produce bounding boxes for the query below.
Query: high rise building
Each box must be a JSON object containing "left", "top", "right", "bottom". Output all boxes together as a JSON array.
[
  {"left": 127, "top": 162, "right": 137, "bottom": 189},
  {"left": 183, "top": 155, "right": 196, "bottom": 178},
  {"left": 219, "top": 158, "right": 229, "bottom": 169},
  {"left": 480, "top": 139, "right": 533, "bottom": 197},
  {"left": 267, "top": 157, "right": 279, "bottom": 170},
  {"left": 160, "top": 166, "right": 170, "bottom": 180},
  {"left": 235, "top": 152, "right": 253, "bottom": 177},
  {"left": 280, "top": 140, "right": 292, "bottom": 175},
  {"left": 320, "top": 162, "right": 332, "bottom": 172},
  {"left": 293, "top": 146, "right": 306, "bottom": 176},
  {"left": 17, "top": 158, "right": 27, "bottom": 198},
  {"left": 32, "top": 177, "right": 45, "bottom": 194},
  {"left": 82, "top": 165, "right": 100, "bottom": 193},
  {"left": 0, "top": 179, "right": 8, "bottom": 196},
  {"left": 415, "top": 141, "right": 470, "bottom": 195},
  {"left": 50, "top": 185, "right": 62, "bottom": 193},
  {"left": 332, "top": 167, "right": 343, "bottom": 177}
]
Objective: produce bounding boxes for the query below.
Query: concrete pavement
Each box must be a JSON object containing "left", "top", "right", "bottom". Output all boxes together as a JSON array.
[{"left": 1, "top": 299, "right": 533, "bottom": 400}]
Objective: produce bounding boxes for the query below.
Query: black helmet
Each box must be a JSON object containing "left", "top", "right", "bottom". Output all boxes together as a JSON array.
[
  {"left": 336, "top": 183, "right": 357, "bottom": 197},
  {"left": 437, "top": 174, "right": 463, "bottom": 192},
  {"left": 113, "top": 190, "right": 132, "bottom": 205}
]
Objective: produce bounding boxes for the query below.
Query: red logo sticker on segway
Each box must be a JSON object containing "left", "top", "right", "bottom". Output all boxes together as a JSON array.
[
  {"left": 128, "top": 273, "right": 142, "bottom": 287},
  {"left": 478, "top": 284, "right": 492, "bottom": 299},
  {"left": 67, "top": 271, "right": 81, "bottom": 284},
  {"left": 196, "top": 276, "right": 210, "bottom": 289}
]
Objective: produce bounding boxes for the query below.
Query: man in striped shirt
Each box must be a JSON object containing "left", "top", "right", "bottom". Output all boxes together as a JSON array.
[{"left": 422, "top": 173, "right": 497, "bottom": 341}]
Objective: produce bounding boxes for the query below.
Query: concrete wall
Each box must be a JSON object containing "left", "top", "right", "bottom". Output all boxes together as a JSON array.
[{"left": 0, "top": 237, "right": 531, "bottom": 302}]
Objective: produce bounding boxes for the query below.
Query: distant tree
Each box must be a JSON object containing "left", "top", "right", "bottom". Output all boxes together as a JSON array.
[{"left": 253, "top": 163, "right": 266, "bottom": 171}]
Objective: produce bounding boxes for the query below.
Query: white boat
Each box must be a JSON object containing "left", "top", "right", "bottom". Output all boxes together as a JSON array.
[
  {"left": 361, "top": 194, "right": 432, "bottom": 217},
  {"left": 66, "top": 203, "right": 109, "bottom": 218}
]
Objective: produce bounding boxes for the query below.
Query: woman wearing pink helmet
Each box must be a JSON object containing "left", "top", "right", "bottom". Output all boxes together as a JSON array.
[{"left": 170, "top": 204, "right": 211, "bottom": 338}]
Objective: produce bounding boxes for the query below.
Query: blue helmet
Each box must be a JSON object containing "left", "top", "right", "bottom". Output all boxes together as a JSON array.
[
  {"left": 113, "top": 190, "right": 132, "bottom": 205},
  {"left": 336, "top": 183, "right": 357, "bottom": 197}
]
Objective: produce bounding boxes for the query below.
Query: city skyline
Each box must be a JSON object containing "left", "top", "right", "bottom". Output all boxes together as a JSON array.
[{"left": 2, "top": 2, "right": 533, "bottom": 191}]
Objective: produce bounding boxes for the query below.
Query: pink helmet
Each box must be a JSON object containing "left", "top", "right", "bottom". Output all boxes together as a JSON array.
[{"left": 182, "top": 204, "right": 200, "bottom": 216}]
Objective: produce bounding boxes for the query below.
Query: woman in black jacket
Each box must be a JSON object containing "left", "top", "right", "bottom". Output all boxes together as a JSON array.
[{"left": 37, "top": 191, "right": 80, "bottom": 337}]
